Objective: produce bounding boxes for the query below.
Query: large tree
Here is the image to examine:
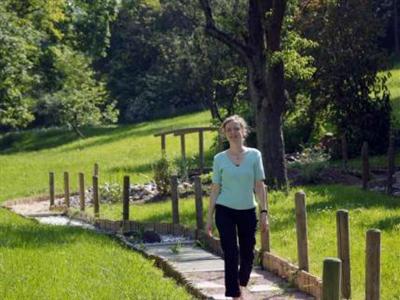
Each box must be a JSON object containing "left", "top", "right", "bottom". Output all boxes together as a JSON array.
[{"left": 198, "top": 0, "right": 288, "bottom": 189}]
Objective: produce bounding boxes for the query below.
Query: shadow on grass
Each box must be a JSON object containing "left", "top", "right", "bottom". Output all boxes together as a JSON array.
[
  {"left": 369, "top": 216, "right": 400, "bottom": 231},
  {"left": 270, "top": 185, "right": 400, "bottom": 232},
  {"left": 0, "top": 118, "right": 200, "bottom": 154},
  {"left": 0, "top": 223, "right": 95, "bottom": 249}
]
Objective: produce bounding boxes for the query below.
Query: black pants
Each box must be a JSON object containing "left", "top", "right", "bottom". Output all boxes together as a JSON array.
[{"left": 215, "top": 204, "right": 257, "bottom": 297}]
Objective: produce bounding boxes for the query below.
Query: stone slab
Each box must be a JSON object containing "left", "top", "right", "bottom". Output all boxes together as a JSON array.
[
  {"left": 194, "top": 281, "right": 225, "bottom": 289},
  {"left": 247, "top": 284, "right": 281, "bottom": 293}
]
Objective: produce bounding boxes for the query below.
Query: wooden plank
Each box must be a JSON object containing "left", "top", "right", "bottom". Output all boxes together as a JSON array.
[
  {"left": 336, "top": 210, "right": 351, "bottom": 299},
  {"left": 49, "top": 172, "right": 55, "bottom": 207},
  {"left": 199, "top": 129, "right": 204, "bottom": 172},
  {"left": 171, "top": 175, "right": 179, "bottom": 224},
  {"left": 64, "top": 171, "right": 70, "bottom": 208},
  {"left": 295, "top": 191, "right": 309, "bottom": 271},
  {"left": 194, "top": 176, "right": 204, "bottom": 230},
  {"left": 365, "top": 229, "right": 381, "bottom": 300},
  {"left": 322, "top": 257, "right": 341, "bottom": 300},
  {"left": 79, "top": 172, "right": 85, "bottom": 211},
  {"left": 93, "top": 175, "right": 99, "bottom": 218},
  {"left": 154, "top": 126, "right": 218, "bottom": 137}
]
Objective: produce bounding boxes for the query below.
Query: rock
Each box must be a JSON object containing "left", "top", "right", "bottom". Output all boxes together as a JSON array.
[{"left": 142, "top": 230, "right": 162, "bottom": 243}]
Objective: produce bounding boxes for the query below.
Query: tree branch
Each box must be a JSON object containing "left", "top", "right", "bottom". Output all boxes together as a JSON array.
[{"left": 198, "top": 0, "right": 250, "bottom": 60}]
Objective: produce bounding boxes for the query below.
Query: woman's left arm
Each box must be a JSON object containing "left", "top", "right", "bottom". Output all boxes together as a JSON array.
[{"left": 255, "top": 180, "right": 268, "bottom": 232}]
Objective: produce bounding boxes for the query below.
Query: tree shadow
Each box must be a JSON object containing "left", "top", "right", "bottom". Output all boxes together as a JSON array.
[
  {"left": 368, "top": 216, "right": 400, "bottom": 231},
  {"left": 269, "top": 185, "right": 400, "bottom": 232},
  {"left": 0, "top": 119, "right": 192, "bottom": 154},
  {"left": 305, "top": 185, "right": 400, "bottom": 212}
]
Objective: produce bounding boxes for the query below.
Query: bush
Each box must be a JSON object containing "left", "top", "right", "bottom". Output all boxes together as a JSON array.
[
  {"left": 289, "top": 145, "right": 331, "bottom": 184},
  {"left": 99, "top": 182, "right": 122, "bottom": 203},
  {"left": 152, "top": 154, "right": 172, "bottom": 195}
]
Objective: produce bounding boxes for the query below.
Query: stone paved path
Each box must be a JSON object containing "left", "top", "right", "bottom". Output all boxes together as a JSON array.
[{"left": 125, "top": 240, "right": 314, "bottom": 300}]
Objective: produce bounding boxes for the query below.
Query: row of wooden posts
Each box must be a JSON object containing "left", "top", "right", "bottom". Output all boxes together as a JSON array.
[
  {"left": 49, "top": 167, "right": 381, "bottom": 300},
  {"left": 292, "top": 192, "right": 381, "bottom": 300}
]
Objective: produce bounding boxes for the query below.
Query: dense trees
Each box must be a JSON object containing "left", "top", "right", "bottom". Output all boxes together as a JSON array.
[
  {"left": 0, "top": 0, "right": 118, "bottom": 133},
  {"left": 0, "top": 0, "right": 396, "bottom": 188}
]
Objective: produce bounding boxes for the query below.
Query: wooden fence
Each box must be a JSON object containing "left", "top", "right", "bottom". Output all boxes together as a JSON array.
[{"left": 48, "top": 164, "right": 382, "bottom": 300}]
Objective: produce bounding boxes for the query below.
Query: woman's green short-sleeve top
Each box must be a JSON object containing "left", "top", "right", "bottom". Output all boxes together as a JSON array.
[{"left": 212, "top": 147, "right": 265, "bottom": 210}]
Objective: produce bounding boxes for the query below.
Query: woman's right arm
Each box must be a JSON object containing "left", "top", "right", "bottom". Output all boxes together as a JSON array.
[{"left": 206, "top": 183, "right": 220, "bottom": 236}]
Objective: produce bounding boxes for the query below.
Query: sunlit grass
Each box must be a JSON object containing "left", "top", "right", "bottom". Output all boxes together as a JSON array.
[
  {"left": 0, "top": 110, "right": 215, "bottom": 203},
  {"left": 0, "top": 209, "right": 192, "bottom": 299},
  {"left": 88, "top": 185, "right": 400, "bottom": 299}
]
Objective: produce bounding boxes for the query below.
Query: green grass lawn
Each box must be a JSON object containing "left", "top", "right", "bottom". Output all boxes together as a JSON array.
[
  {"left": 0, "top": 208, "right": 192, "bottom": 300},
  {"left": 0, "top": 110, "right": 214, "bottom": 300},
  {"left": 87, "top": 185, "right": 400, "bottom": 299},
  {"left": 0, "top": 110, "right": 216, "bottom": 202},
  {"left": 2, "top": 60, "right": 400, "bottom": 299}
]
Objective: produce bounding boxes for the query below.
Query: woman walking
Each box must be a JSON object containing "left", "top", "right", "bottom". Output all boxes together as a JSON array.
[{"left": 206, "top": 115, "right": 268, "bottom": 300}]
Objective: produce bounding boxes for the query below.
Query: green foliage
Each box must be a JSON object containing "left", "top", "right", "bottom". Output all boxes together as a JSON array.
[
  {"left": 169, "top": 241, "right": 182, "bottom": 254},
  {"left": 64, "top": 0, "right": 119, "bottom": 60},
  {"left": 0, "top": 4, "right": 41, "bottom": 129},
  {"left": 289, "top": 145, "right": 331, "bottom": 184},
  {"left": 297, "top": 0, "right": 391, "bottom": 156},
  {"left": 152, "top": 153, "right": 172, "bottom": 195},
  {"left": 36, "top": 45, "right": 118, "bottom": 133},
  {"left": 99, "top": 182, "right": 122, "bottom": 203}
]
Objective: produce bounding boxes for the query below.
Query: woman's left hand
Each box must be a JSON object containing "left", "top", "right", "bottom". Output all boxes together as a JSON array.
[{"left": 260, "top": 212, "right": 269, "bottom": 232}]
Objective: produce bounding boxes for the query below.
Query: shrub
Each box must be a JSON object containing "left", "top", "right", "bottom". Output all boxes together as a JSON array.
[
  {"left": 289, "top": 145, "right": 331, "bottom": 184},
  {"left": 152, "top": 154, "right": 172, "bottom": 195},
  {"left": 99, "top": 182, "right": 122, "bottom": 203}
]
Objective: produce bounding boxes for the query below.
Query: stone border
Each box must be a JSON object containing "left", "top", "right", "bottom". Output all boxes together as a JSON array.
[{"left": 3, "top": 195, "right": 321, "bottom": 299}]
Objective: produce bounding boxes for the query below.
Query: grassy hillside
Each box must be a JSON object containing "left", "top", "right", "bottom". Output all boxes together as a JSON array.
[
  {"left": 0, "top": 110, "right": 214, "bottom": 300},
  {"left": 0, "top": 110, "right": 215, "bottom": 202}
]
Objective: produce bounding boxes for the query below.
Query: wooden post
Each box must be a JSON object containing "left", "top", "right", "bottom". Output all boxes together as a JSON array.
[
  {"left": 295, "top": 191, "right": 309, "bottom": 271},
  {"left": 362, "top": 142, "right": 369, "bottom": 190},
  {"left": 180, "top": 134, "right": 186, "bottom": 161},
  {"left": 49, "top": 172, "right": 55, "bottom": 207},
  {"left": 261, "top": 184, "right": 270, "bottom": 252},
  {"left": 341, "top": 134, "right": 348, "bottom": 170},
  {"left": 93, "top": 175, "right": 99, "bottom": 218},
  {"left": 199, "top": 129, "right": 204, "bottom": 173},
  {"left": 194, "top": 176, "right": 204, "bottom": 230},
  {"left": 79, "top": 172, "right": 85, "bottom": 211},
  {"left": 64, "top": 172, "right": 70, "bottom": 208},
  {"left": 161, "top": 134, "right": 166, "bottom": 153},
  {"left": 322, "top": 257, "right": 342, "bottom": 300},
  {"left": 336, "top": 210, "right": 351, "bottom": 299},
  {"left": 123, "top": 176, "right": 130, "bottom": 222},
  {"left": 387, "top": 133, "right": 395, "bottom": 195},
  {"left": 171, "top": 175, "right": 179, "bottom": 224},
  {"left": 366, "top": 229, "right": 381, "bottom": 300},
  {"left": 217, "top": 134, "right": 223, "bottom": 151},
  {"left": 94, "top": 163, "right": 99, "bottom": 177}
]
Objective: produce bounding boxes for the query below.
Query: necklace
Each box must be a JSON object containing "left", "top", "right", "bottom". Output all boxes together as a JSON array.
[{"left": 228, "top": 148, "right": 246, "bottom": 165}]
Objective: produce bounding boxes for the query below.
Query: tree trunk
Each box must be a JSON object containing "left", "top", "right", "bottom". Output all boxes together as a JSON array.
[
  {"left": 248, "top": 60, "right": 288, "bottom": 189},
  {"left": 395, "top": 0, "right": 399, "bottom": 57},
  {"left": 198, "top": 0, "right": 288, "bottom": 189}
]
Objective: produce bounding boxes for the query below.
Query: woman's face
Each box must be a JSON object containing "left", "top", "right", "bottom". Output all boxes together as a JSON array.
[{"left": 224, "top": 120, "right": 244, "bottom": 143}]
